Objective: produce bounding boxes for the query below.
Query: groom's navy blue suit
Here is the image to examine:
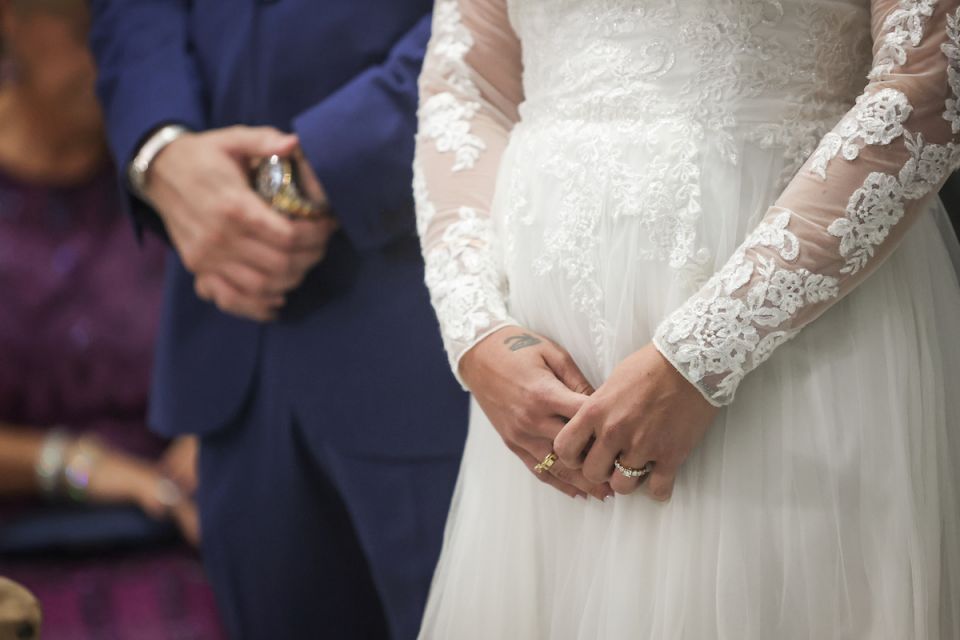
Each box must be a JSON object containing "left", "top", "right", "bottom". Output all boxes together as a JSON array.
[{"left": 90, "top": 2, "right": 467, "bottom": 638}]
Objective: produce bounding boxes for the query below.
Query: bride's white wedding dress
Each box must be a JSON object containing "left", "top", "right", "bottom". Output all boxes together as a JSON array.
[{"left": 413, "top": 0, "right": 960, "bottom": 637}]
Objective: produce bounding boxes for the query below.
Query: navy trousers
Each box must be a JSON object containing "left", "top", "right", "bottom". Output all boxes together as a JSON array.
[{"left": 197, "top": 357, "right": 460, "bottom": 640}]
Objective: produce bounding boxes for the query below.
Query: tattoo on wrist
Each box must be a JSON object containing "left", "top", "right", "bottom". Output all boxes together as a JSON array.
[{"left": 505, "top": 333, "right": 542, "bottom": 351}]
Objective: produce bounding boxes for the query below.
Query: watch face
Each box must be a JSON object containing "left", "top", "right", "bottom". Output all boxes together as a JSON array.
[
  {"left": 256, "top": 155, "right": 288, "bottom": 199},
  {"left": 253, "top": 154, "right": 322, "bottom": 219}
]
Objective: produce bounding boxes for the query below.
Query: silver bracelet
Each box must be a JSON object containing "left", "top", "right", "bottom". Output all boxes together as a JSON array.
[
  {"left": 127, "top": 124, "right": 190, "bottom": 201},
  {"left": 63, "top": 436, "right": 106, "bottom": 503},
  {"left": 35, "top": 428, "right": 71, "bottom": 498}
]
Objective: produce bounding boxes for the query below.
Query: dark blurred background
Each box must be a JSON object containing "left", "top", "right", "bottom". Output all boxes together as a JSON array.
[{"left": 0, "top": 1, "right": 223, "bottom": 638}]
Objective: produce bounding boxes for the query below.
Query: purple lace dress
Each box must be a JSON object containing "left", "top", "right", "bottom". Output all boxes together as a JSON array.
[{"left": 0, "top": 166, "right": 224, "bottom": 640}]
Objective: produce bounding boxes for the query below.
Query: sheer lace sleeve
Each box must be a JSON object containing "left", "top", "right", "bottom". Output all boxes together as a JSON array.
[
  {"left": 414, "top": 0, "right": 523, "bottom": 382},
  {"left": 654, "top": 0, "right": 960, "bottom": 406}
]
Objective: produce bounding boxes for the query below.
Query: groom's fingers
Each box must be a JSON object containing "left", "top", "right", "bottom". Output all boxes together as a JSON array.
[
  {"left": 289, "top": 216, "right": 339, "bottom": 252},
  {"left": 195, "top": 273, "right": 281, "bottom": 322},
  {"left": 215, "top": 125, "right": 298, "bottom": 161}
]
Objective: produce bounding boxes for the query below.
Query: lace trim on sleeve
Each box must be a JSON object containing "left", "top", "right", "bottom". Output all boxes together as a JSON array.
[
  {"left": 808, "top": 89, "right": 913, "bottom": 179},
  {"left": 828, "top": 132, "right": 960, "bottom": 274},
  {"left": 654, "top": 2, "right": 960, "bottom": 406},
  {"left": 654, "top": 209, "right": 840, "bottom": 404},
  {"left": 414, "top": 0, "right": 521, "bottom": 382},
  {"left": 414, "top": 156, "right": 515, "bottom": 380},
  {"left": 420, "top": 1, "right": 486, "bottom": 171},
  {"left": 416, "top": 166, "right": 513, "bottom": 350},
  {"left": 869, "top": 0, "right": 938, "bottom": 80},
  {"left": 943, "top": 9, "right": 960, "bottom": 131}
]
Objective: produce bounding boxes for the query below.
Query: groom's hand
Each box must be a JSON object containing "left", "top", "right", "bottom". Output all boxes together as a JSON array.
[
  {"left": 459, "top": 326, "right": 612, "bottom": 501},
  {"left": 145, "top": 126, "right": 338, "bottom": 322}
]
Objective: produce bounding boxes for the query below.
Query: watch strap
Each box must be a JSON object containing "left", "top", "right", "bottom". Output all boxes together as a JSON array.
[{"left": 127, "top": 124, "right": 189, "bottom": 200}]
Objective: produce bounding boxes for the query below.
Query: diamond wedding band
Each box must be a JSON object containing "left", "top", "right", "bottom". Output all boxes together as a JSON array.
[{"left": 614, "top": 457, "right": 653, "bottom": 479}]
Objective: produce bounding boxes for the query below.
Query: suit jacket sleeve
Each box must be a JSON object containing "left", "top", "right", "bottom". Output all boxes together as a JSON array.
[
  {"left": 293, "top": 13, "right": 433, "bottom": 252},
  {"left": 89, "top": 0, "right": 207, "bottom": 239}
]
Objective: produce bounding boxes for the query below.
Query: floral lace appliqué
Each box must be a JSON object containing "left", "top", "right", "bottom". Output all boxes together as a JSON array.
[
  {"left": 655, "top": 209, "right": 840, "bottom": 405},
  {"left": 869, "top": 0, "right": 938, "bottom": 80},
  {"left": 423, "top": 206, "right": 510, "bottom": 345},
  {"left": 809, "top": 88, "right": 913, "bottom": 179},
  {"left": 413, "top": 156, "right": 513, "bottom": 376},
  {"left": 943, "top": 8, "right": 960, "bottom": 133},
  {"left": 828, "top": 132, "right": 960, "bottom": 274},
  {"left": 412, "top": 162, "right": 434, "bottom": 238},
  {"left": 420, "top": 0, "right": 486, "bottom": 171}
]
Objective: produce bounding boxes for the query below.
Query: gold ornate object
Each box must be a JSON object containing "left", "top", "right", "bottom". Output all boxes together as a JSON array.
[
  {"left": 534, "top": 452, "right": 558, "bottom": 474},
  {"left": 254, "top": 154, "right": 326, "bottom": 220},
  {"left": 0, "top": 577, "right": 42, "bottom": 640}
]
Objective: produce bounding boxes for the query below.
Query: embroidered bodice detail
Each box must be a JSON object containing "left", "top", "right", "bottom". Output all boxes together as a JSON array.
[
  {"left": 414, "top": 0, "right": 960, "bottom": 396},
  {"left": 655, "top": 1, "right": 960, "bottom": 405}
]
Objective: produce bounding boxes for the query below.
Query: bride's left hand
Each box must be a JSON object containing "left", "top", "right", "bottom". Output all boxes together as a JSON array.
[{"left": 553, "top": 343, "right": 720, "bottom": 500}]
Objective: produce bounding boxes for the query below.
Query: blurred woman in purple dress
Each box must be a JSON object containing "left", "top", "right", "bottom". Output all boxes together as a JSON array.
[{"left": 0, "top": 1, "right": 222, "bottom": 637}]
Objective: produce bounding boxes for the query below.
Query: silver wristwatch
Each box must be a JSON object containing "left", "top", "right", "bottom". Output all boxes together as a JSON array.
[{"left": 127, "top": 124, "right": 189, "bottom": 200}]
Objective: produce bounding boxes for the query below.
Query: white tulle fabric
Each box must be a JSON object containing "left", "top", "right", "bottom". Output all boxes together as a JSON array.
[{"left": 414, "top": 0, "right": 960, "bottom": 637}]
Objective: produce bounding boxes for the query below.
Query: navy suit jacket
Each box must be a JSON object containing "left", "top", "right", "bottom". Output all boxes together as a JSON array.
[{"left": 90, "top": 0, "right": 468, "bottom": 457}]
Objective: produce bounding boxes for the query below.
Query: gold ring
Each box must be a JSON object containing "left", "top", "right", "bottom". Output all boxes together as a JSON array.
[{"left": 534, "top": 452, "right": 558, "bottom": 474}]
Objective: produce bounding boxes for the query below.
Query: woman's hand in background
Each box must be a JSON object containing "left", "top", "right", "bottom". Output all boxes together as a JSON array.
[
  {"left": 554, "top": 343, "right": 719, "bottom": 500},
  {"left": 86, "top": 441, "right": 201, "bottom": 547},
  {"left": 159, "top": 436, "right": 200, "bottom": 497},
  {"left": 158, "top": 436, "right": 202, "bottom": 547}
]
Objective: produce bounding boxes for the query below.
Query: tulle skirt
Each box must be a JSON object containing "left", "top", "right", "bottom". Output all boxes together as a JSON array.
[{"left": 419, "top": 121, "right": 960, "bottom": 639}]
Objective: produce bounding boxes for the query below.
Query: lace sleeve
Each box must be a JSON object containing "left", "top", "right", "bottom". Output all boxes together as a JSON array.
[
  {"left": 414, "top": 0, "right": 523, "bottom": 383},
  {"left": 654, "top": 0, "right": 960, "bottom": 406}
]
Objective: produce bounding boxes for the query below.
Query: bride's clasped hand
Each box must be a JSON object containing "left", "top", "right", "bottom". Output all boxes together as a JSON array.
[
  {"left": 459, "top": 326, "right": 612, "bottom": 501},
  {"left": 461, "top": 326, "right": 718, "bottom": 502},
  {"left": 555, "top": 343, "right": 720, "bottom": 500}
]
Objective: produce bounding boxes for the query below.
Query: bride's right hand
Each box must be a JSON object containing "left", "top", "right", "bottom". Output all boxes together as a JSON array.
[{"left": 458, "top": 326, "right": 613, "bottom": 501}]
